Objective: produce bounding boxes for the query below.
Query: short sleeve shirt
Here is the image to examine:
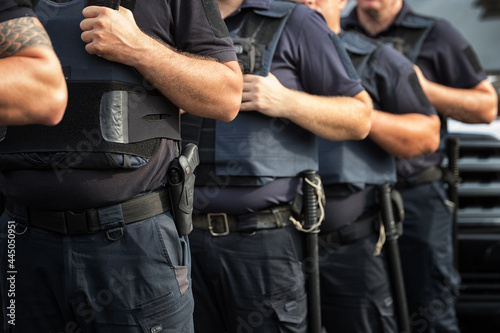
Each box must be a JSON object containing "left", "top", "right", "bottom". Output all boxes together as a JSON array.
[
  {"left": 0, "top": 0, "right": 34, "bottom": 23},
  {"left": 225, "top": 1, "right": 364, "bottom": 97},
  {"left": 343, "top": 2, "right": 487, "bottom": 89},
  {"left": 343, "top": 2, "right": 487, "bottom": 177},
  {"left": 195, "top": 1, "right": 366, "bottom": 214}
]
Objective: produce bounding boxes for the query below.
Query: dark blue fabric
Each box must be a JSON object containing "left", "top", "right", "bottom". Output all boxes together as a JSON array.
[
  {"left": 190, "top": 226, "right": 307, "bottom": 333},
  {"left": 343, "top": 1, "right": 487, "bottom": 178},
  {"left": 0, "top": 0, "right": 33, "bottom": 22},
  {"left": 319, "top": 233, "right": 398, "bottom": 333},
  {"left": 319, "top": 30, "right": 437, "bottom": 186},
  {"left": 397, "top": 181, "right": 461, "bottom": 333},
  {"left": 0, "top": 211, "right": 194, "bottom": 332},
  {"left": 0, "top": 0, "right": 236, "bottom": 210}
]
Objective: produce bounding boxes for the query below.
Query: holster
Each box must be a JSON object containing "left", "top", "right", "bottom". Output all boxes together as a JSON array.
[{"left": 167, "top": 143, "right": 199, "bottom": 236}]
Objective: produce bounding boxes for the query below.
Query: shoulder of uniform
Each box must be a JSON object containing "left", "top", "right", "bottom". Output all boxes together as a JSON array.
[
  {"left": 400, "top": 11, "right": 436, "bottom": 28},
  {"left": 341, "top": 30, "right": 380, "bottom": 56},
  {"left": 253, "top": 0, "right": 298, "bottom": 18}
]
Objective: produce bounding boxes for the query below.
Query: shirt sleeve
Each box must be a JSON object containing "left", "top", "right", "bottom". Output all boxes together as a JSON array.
[
  {"left": 418, "top": 19, "right": 487, "bottom": 89},
  {"left": 376, "top": 45, "right": 437, "bottom": 117},
  {"left": 282, "top": 6, "right": 365, "bottom": 98},
  {"left": 0, "top": 0, "right": 34, "bottom": 23},
  {"left": 170, "top": 0, "right": 237, "bottom": 63}
]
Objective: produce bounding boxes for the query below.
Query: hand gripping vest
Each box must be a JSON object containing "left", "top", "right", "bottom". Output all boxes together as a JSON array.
[
  {"left": 0, "top": 0, "right": 180, "bottom": 171},
  {"left": 318, "top": 31, "right": 396, "bottom": 186},
  {"left": 183, "top": 0, "right": 317, "bottom": 186}
]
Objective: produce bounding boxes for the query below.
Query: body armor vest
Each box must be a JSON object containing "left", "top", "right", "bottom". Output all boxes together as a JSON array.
[
  {"left": 183, "top": 0, "right": 317, "bottom": 186},
  {"left": 0, "top": 0, "right": 180, "bottom": 171},
  {"left": 377, "top": 12, "right": 435, "bottom": 63},
  {"left": 318, "top": 31, "right": 396, "bottom": 186}
]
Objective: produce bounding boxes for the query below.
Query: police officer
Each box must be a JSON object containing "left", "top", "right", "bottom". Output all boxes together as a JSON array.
[
  {"left": 0, "top": 0, "right": 242, "bottom": 331},
  {"left": 181, "top": 0, "right": 373, "bottom": 331},
  {"left": 0, "top": 0, "right": 67, "bottom": 125},
  {"left": 343, "top": 0, "right": 499, "bottom": 332},
  {"left": 284, "top": 0, "right": 439, "bottom": 331}
]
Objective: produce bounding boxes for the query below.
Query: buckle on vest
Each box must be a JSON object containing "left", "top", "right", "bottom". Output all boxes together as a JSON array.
[{"left": 207, "top": 213, "right": 229, "bottom": 236}]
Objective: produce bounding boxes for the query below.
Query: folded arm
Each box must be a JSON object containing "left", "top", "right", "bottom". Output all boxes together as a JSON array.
[
  {"left": 415, "top": 65, "right": 498, "bottom": 124},
  {"left": 0, "top": 17, "right": 67, "bottom": 126},
  {"left": 369, "top": 110, "right": 441, "bottom": 158},
  {"left": 240, "top": 73, "right": 372, "bottom": 141},
  {"left": 81, "top": 6, "right": 242, "bottom": 122}
]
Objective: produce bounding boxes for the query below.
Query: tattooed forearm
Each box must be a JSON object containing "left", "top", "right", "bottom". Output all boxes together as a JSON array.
[{"left": 0, "top": 16, "right": 52, "bottom": 58}]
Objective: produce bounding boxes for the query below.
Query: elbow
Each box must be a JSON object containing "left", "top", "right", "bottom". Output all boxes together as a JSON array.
[
  {"left": 217, "top": 95, "right": 241, "bottom": 123},
  {"left": 352, "top": 117, "right": 371, "bottom": 140},
  {"left": 359, "top": 111, "right": 372, "bottom": 140},
  {"left": 217, "top": 61, "right": 243, "bottom": 123},
  {"left": 400, "top": 129, "right": 440, "bottom": 159},
  {"left": 39, "top": 85, "right": 68, "bottom": 126},
  {"left": 347, "top": 90, "right": 372, "bottom": 140},
  {"left": 481, "top": 104, "right": 498, "bottom": 124}
]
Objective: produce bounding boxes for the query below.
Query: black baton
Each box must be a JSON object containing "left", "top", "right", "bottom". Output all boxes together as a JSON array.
[
  {"left": 302, "top": 170, "right": 322, "bottom": 333},
  {"left": 446, "top": 136, "right": 460, "bottom": 269},
  {"left": 378, "top": 184, "right": 410, "bottom": 333}
]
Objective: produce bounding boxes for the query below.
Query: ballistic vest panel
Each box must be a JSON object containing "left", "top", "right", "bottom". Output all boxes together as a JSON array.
[
  {"left": 184, "top": 0, "right": 317, "bottom": 186},
  {"left": 0, "top": 0, "right": 180, "bottom": 171},
  {"left": 378, "top": 12, "right": 435, "bottom": 63},
  {"left": 318, "top": 31, "right": 396, "bottom": 186}
]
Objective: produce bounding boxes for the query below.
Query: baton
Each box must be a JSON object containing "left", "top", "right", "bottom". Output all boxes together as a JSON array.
[
  {"left": 446, "top": 136, "right": 460, "bottom": 269},
  {"left": 302, "top": 170, "right": 322, "bottom": 333},
  {"left": 378, "top": 184, "right": 410, "bottom": 333}
]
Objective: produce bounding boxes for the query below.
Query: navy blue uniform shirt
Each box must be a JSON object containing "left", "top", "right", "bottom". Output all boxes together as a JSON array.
[
  {"left": 319, "top": 31, "right": 437, "bottom": 230},
  {"left": 194, "top": 0, "right": 366, "bottom": 214},
  {"left": 343, "top": 1, "right": 487, "bottom": 177}
]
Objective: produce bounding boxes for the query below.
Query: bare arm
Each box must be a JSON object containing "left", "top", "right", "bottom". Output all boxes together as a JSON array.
[
  {"left": 415, "top": 65, "right": 498, "bottom": 124},
  {"left": 369, "top": 110, "right": 441, "bottom": 158},
  {"left": 80, "top": 6, "right": 242, "bottom": 122},
  {"left": 0, "top": 17, "right": 67, "bottom": 126},
  {"left": 240, "top": 73, "right": 372, "bottom": 141}
]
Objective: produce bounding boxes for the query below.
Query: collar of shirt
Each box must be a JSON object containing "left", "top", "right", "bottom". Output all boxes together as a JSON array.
[{"left": 342, "top": 1, "right": 414, "bottom": 37}]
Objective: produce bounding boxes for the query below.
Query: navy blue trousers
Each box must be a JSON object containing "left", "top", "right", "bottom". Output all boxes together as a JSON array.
[
  {"left": 319, "top": 232, "right": 398, "bottom": 333},
  {"left": 190, "top": 225, "right": 308, "bottom": 333},
  {"left": 398, "top": 180, "right": 461, "bottom": 333},
  {"left": 0, "top": 208, "right": 193, "bottom": 333}
]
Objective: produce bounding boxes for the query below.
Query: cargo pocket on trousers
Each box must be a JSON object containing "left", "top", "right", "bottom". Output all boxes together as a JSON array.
[
  {"left": 132, "top": 291, "right": 194, "bottom": 333},
  {"left": 271, "top": 291, "right": 308, "bottom": 333}
]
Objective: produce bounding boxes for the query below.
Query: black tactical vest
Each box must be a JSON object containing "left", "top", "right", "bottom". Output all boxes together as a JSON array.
[{"left": 0, "top": 0, "right": 180, "bottom": 171}]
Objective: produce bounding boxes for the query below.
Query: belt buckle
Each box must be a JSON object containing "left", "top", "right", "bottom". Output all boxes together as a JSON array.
[{"left": 207, "top": 213, "right": 229, "bottom": 236}]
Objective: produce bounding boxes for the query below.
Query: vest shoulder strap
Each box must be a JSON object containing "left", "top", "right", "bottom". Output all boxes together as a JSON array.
[
  {"left": 383, "top": 12, "right": 436, "bottom": 62},
  {"left": 232, "top": 0, "right": 298, "bottom": 75},
  {"left": 341, "top": 30, "right": 380, "bottom": 77}
]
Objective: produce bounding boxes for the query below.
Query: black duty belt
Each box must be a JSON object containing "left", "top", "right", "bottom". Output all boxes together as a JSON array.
[
  {"left": 192, "top": 206, "right": 293, "bottom": 236},
  {"left": 319, "top": 214, "right": 379, "bottom": 246},
  {"left": 396, "top": 165, "right": 443, "bottom": 188},
  {"left": 5, "top": 188, "right": 170, "bottom": 235}
]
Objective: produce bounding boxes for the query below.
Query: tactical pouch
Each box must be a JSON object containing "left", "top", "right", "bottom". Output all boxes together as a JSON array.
[
  {"left": 167, "top": 143, "right": 200, "bottom": 236},
  {"left": 232, "top": 37, "right": 261, "bottom": 74}
]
